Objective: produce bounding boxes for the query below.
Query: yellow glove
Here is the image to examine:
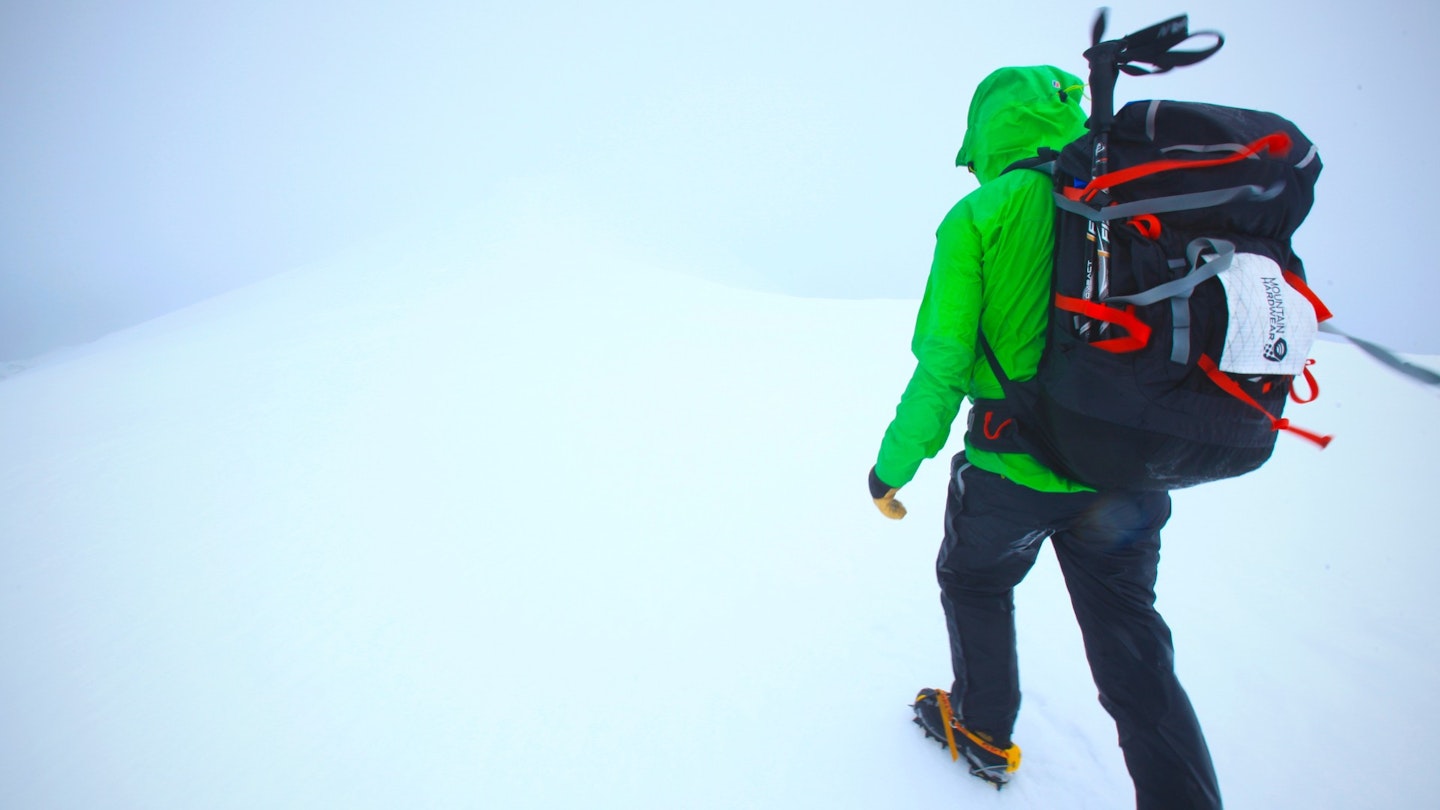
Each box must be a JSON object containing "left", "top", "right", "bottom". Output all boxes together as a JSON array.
[{"left": 869, "top": 467, "right": 907, "bottom": 520}]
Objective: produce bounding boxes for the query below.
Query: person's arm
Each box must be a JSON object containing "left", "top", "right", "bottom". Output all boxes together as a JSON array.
[{"left": 871, "top": 205, "right": 986, "bottom": 514}]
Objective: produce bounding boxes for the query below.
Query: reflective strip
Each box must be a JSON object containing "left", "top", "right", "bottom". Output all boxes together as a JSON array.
[
  {"left": 1082, "top": 132, "right": 1291, "bottom": 200},
  {"left": 1160, "top": 143, "right": 1249, "bottom": 154},
  {"left": 1146, "top": 99, "right": 1161, "bottom": 141},
  {"left": 1159, "top": 141, "right": 1318, "bottom": 170},
  {"left": 954, "top": 461, "right": 973, "bottom": 500}
]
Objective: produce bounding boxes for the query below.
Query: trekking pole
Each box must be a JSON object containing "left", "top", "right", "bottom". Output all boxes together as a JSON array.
[
  {"left": 1080, "top": 10, "right": 1121, "bottom": 340},
  {"left": 1078, "top": 9, "right": 1223, "bottom": 339}
]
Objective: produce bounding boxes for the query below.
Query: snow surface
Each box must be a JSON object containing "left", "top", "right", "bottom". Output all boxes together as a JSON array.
[{"left": 3, "top": 207, "right": 1439, "bottom": 809}]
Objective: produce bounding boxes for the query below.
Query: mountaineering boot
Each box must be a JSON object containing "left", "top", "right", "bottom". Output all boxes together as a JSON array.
[{"left": 911, "top": 688, "right": 1021, "bottom": 788}]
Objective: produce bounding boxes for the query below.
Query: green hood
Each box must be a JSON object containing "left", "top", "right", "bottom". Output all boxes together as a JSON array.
[{"left": 955, "top": 65, "right": 1088, "bottom": 184}]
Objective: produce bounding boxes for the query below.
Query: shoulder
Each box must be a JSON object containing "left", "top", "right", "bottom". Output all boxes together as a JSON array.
[{"left": 938, "top": 170, "right": 1054, "bottom": 243}]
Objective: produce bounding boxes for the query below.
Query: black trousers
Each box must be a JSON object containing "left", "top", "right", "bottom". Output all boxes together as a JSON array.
[{"left": 937, "top": 453, "right": 1222, "bottom": 810}]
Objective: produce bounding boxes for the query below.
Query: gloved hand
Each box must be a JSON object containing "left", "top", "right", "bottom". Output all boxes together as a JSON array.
[{"left": 868, "top": 466, "right": 907, "bottom": 520}]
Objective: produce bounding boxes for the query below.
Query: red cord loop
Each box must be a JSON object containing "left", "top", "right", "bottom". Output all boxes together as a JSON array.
[
  {"left": 982, "top": 412, "right": 1014, "bottom": 441},
  {"left": 1197, "top": 355, "right": 1332, "bottom": 448},
  {"left": 1128, "top": 214, "right": 1162, "bottom": 239},
  {"left": 1290, "top": 359, "right": 1320, "bottom": 404}
]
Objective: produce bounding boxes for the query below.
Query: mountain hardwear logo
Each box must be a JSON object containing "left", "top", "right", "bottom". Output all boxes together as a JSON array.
[{"left": 1261, "top": 276, "right": 1288, "bottom": 362}]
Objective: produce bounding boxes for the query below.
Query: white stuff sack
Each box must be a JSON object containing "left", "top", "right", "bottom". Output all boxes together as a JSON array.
[{"left": 1215, "top": 252, "right": 1318, "bottom": 375}]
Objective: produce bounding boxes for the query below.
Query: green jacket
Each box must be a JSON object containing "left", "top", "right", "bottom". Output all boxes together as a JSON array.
[{"left": 875, "top": 65, "right": 1092, "bottom": 494}]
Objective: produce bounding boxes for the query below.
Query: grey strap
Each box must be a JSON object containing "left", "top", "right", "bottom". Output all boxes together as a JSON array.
[
  {"left": 1052, "top": 181, "right": 1285, "bottom": 222},
  {"left": 1105, "top": 238, "right": 1235, "bottom": 364},
  {"left": 1319, "top": 323, "right": 1440, "bottom": 386},
  {"left": 1107, "top": 238, "right": 1235, "bottom": 307}
]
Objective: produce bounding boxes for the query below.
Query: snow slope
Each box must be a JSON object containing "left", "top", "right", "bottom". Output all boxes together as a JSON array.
[{"left": 2, "top": 209, "right": 1438, "bottom": 809}]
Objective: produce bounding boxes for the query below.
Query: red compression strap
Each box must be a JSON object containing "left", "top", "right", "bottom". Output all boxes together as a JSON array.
[
  {"left": 1198, "top": 355, "right": 1332, "bottom": 448},
  {"left": 1282, "top": 270, "right": 1333, "bottom": 322},
  {"left": 1082, "top": 132, "right": 1293, "bottom": 201},
  {"left": 1054, "top": 294, "right": 1152, "bottom": 353},
  {"left": 1290, "top": 359, "right": 1320, "bottom": 404}
]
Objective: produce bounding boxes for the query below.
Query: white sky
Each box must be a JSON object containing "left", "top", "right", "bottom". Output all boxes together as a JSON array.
[{"left": 2, "top": 0, "right": 1437, "bottom": 360}]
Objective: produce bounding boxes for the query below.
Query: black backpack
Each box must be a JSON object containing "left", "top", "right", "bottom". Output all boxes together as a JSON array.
[{"left": 973, "top": 12, "right": 1333, "bottom": 490}]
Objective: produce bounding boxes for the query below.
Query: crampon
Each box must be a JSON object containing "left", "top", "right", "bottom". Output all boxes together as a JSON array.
[{"left": 911, "top": 688, "right": 1021, "bottom": 789}]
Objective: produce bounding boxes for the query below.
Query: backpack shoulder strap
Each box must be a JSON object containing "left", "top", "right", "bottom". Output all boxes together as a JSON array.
[{"left": 1001, "top": 148, "right": 1062, "bottom": 177}]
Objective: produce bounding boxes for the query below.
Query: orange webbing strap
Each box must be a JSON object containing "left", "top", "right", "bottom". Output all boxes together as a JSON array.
[
  {"left": 934, "top": 690, "right": 960, "bottom": 762},
  {"left": 1082, "top": 132, "right": 1293, "bottom": 202},
  {"left": 1054, "top": 294, "right": 1153, "bottom": 353},
  {"left": 1198, "top": 355, "right": 1333, "bottom": 448},
  {"left": 934, "top": 690, "right": 1022, "bottom": 772},
  {"left": 956, "top": 725, "right": 1022, "bottom": 773}
]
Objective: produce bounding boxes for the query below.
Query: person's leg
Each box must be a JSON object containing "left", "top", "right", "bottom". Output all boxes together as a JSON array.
[
  {"left": 936, "top": 454, "right": 1050, "bottom": 744},
  {"left": 1052, "top": 490, "right": 1221, "bottom": 810}
]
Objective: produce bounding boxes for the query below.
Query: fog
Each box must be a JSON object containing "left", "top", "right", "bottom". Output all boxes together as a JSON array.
[{"left": 3, "top": 0, "right": 1436, "bottom": 362}]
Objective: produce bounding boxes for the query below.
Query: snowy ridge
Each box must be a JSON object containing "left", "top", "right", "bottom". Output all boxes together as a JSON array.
[{"left": 2, "top": 214, "right": 1438, "bottom": 808}]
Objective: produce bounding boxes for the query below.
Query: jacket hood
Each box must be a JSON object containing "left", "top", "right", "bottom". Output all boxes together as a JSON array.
[{"left": 955, "top": 65, "right": 1089, "bottom": 184}]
